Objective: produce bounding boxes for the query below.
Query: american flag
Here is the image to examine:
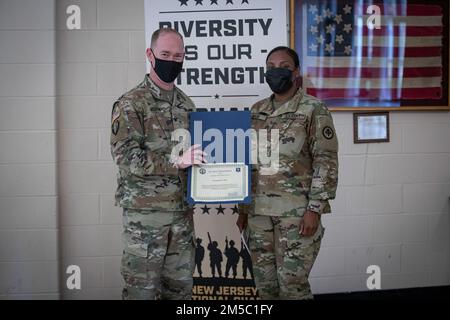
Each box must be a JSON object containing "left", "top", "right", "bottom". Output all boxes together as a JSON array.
[{"left": 302, "top": 1, "right": 444, "bottom": 102}]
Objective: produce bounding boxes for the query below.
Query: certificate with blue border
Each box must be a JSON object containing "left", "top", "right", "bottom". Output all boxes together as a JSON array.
[{"left": 187, "top": 111, "right": 252, "bottom": 205}]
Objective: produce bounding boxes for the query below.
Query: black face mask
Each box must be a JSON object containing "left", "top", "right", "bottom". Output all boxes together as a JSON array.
[
  {"left": 151, "top": 49, "right": 183, "bottom": 83},
  {"left": 265, "top": 68, "right": 294, "bottom": 94}
]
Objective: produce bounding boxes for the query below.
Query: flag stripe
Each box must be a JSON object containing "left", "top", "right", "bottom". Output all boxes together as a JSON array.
[
  {"left": 307, "top": 77, "right": 442, "bottom": 89},
  {"left": 310, "top": 36, "right": 442, "bottom": 50},
  {"left": 355, "top": 36, "right": 442, "bottom": 47},
  {"left": 370, "top": 4, "right": 443, "bottom": 16},
  {"left": 360, "top": 15, "right": 442, "bottom": 27},
  {"left": 354, "top": 46, "right": 442, "bottom": 58},
  {"left": 305, "top": 57, "right": 442, "bottom": 68},
  {"left": 306, "top": 87, "right": 442, "bottom": 99},
  {"left": 361, "top": 26, "right": 443, "bottom": 37},
  {"left": 306, "top": 67, "right": 443, "bottom": 78}
]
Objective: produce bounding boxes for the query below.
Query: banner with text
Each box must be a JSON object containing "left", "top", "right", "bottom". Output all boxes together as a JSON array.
[
  {"left": 144, "top": 0, "right": 288, "bottom": 299},
  {"left": 145, "top": 0, "right": 288, "bottom": 110}
]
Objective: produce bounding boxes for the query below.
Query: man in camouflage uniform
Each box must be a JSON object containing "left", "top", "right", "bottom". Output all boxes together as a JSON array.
[
  {"left": 238, "top": 46, "right": 338, "bottom": 299},
  {"left": 111, "top": 28, "right": 206, "bottom": 300}
]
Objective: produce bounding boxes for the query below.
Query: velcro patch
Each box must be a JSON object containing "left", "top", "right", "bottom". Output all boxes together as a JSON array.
[
  {"left": 322, "top": 126, "right": 334, "bottom": 140},
  {"left": 112, "top": 119, "right": 120, "bottom": 135},
  {"left": 281, "top": 113, "right": 307, "bottom": 121},
  {"left": 112, "top": 105, "right": 121, "bottom": 122}
]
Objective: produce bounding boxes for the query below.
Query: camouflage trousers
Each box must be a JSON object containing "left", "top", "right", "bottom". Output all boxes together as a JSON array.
[
  {"left": 248, "top": 215, "right": 324, "bottom": 300},
  {"left": 121, "top": 208, "right": 195, "bottom": 300}
]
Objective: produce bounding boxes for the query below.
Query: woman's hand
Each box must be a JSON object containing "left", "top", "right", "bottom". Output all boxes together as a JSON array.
[
  {"left": 236, "top": 214, "right": 248, "bottom": 233},
  {"left": 299, "top": 210, "right": 319, "bottom": 237}
]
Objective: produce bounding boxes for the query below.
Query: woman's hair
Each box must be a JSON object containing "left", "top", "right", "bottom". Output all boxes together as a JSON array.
[{"left": 266, "top": 46, "right": 300, "bottom": 68}]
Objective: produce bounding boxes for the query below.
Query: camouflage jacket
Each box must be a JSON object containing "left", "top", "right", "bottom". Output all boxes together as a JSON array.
[
  {"left": 242, "top": 87, "right": 338, "bottom": 216},
  {"left": 110, "top": 75, "right": 195, "bottom": 211}
]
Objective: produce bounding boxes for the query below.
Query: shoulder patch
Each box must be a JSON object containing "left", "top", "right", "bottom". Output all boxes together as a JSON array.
[{"left": 322, "top": 126, "right": 334, "bottom": 140}]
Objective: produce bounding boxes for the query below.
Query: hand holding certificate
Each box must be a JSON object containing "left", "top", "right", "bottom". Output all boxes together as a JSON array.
[
  {"left": 186, "top": 111, "right": 252, "bottom": 205},
  {"left": 191, "top": 163, "right": 248, "bottom": 202}
]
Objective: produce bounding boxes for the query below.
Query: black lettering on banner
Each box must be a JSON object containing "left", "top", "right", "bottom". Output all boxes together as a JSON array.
[
  {"left": 177, "top": 67, "right": 265, "bottom": 85},
  {"left": 202, "top": 68, "right": 213, "bottom": 85},
  {"left": 223, "top": 19, "right": 237, "bottom": 36},
  {"left": 164, "top": 16, "right": 274, "bottom": 89},
  {"left": 185, "top": 45, "right": 198, "bottom": 60},
  {"left": 159, "top": 21, "right": 171, "bottom": 29},
  {"left": 207, "top": 44, "right": 252, "bottom": 60},
  {"left": 158, "top": 19, "right": 273, "bottom": 38},
  {"left": 196, "top": 20, "right": 208, "bottom": 37},
  {"left": 260, "top": 18, "right": 272, "bottom": 35},
  {"left": 209, "top": 20, "right": 222, "bottom": 37},
  {"left": 246, "top": 18, "right": 257, "bottom": 35}
]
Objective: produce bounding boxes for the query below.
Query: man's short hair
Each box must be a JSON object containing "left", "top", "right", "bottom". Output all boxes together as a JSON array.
[
  {"left": 266, "top": 46, "right": 300, "bottom": 68},
  {"left": 150, "top": 27, "right": 184, "bottom": 48}
]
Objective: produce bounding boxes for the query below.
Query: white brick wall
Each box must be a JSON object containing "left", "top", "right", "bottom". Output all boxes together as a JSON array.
[
  {"left": 0, "top": 0, "right": 449, "bottom": 300},
  {"left": 55, "top": 0, "right": 144, "bottom": 300},
  {"left": 316, "top": 112, "right": 450, "bottom": 293},
  {"left": 0, "top": 0, "right": 59, "bottom": 299}
]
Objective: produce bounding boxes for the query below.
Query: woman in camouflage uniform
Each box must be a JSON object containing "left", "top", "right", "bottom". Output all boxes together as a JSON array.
[{"left": 238, "top": 46, "right": 339, "bottom": 299}]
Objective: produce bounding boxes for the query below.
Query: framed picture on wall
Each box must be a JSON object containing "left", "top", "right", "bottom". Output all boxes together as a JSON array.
[
  {"left": 290, "top": 0, "right": 450, "bottom": 111},
  {"left": 353, "top": 112, "right": 390, "bottom": 143}
]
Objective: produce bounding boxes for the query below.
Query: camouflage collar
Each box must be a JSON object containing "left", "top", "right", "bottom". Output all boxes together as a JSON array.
[
  {"left": 269, "top": 87, "right": 304, "bottom": 117},
  {"left": 144, "top": 74, "right": 176, "bottom": 103},
  {"left": 255, "top": 102, "right": 273, "bottom": 117}
]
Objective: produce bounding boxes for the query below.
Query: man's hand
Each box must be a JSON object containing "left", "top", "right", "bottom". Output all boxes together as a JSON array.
[
  {"left": 236, "top": 214, "right": 248, "bottom": 233},
  {"left": 175, "top": 144, "right": 207, "bottom": 169},
  {"left": 299, "top": 210, "right": 319, "bottom": 237}
]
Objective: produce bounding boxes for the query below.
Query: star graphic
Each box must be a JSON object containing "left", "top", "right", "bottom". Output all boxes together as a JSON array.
[
  {"left": 316, "top": 35, "right": 325, "bottom": 44},
  {"left": 310, "top": 25, "right": 318, "bottom": 35},
  {"left": 309, "top": 4, "right": 318, "bottom": 15},
  {"left": 322, "top": 8, "right": 332, "bottom": 18},
  {"left": 226, "top": 0, "right": 233, "bottom": 4},
  {"left": 211, "top": 0, "right": 218, "bottom": 4},
  {"left": 242, "top": 0, "right": 249, "bottom": 4},
  {"left": 201, "top": 205, "right": 210, "bottom": 214},
  {"left": 335, "top": 34, "right": 344, "bottom": 44},
  {"left": 314, "top": 14, "right": 323, "bottom": 24},
  {"left": 214, "top": 94, "right": 220, "bottom": 99},
  {"left": 325, "top": 24, "right": 335, "bottom": 34},
  {"left": 343, "top": 4, "right": 352, "bottom": 14},
  {"left": 216, "top": 205, "right": 226, "bottom": 214},
  {"left": 325, "top": 42, "right": 334, "bottom": 53},
  {"left": 344, "top": 45, "right": 352, "bottom": 55},
  {"left": 343, "top": 23, "right": 352, "bottom": 34},
  {"left": 309, "top": 43, "right": 318, "bottom": 52},
  {"left": 195, "top": 0, "right": 203, "bottom": 5},
  {"left": 334, "top": 14, "right": 343, "bottom": 24},
  {"left": 231, "top": 205, "right": 239, "bottom": 214},
  {"left": 179, "top": 0, "right": 188, "bottom": 6}
]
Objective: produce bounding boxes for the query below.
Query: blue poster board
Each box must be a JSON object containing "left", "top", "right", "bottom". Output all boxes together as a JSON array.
[{"left": 187, "top": 111, "right": 252, "bottom": 205}]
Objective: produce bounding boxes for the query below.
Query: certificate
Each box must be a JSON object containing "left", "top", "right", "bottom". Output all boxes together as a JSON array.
[
  {"left": 190, "top": 163, "right": 248, "bottom": 203},
  {"left": 187, "top": 111, "right": 252, "bottom": 204}
]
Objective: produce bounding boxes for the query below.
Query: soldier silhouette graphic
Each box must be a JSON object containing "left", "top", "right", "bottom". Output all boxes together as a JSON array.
[
  {"left": 240, "top": 240, "right": 254, "bottom": 280},
  {"left": 224, "top": 237, "right": 240, "bottom": 279},
  {"left": 207, "top": 232, "right": 223, "bottom": 278},
  {"left": 194, "top": 238, "right": 205, "bottom": 277}
]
